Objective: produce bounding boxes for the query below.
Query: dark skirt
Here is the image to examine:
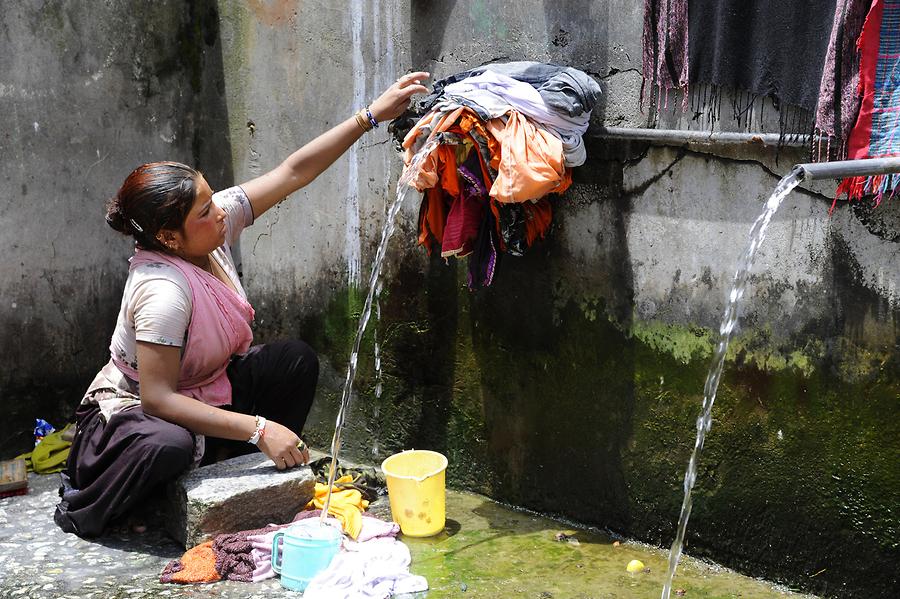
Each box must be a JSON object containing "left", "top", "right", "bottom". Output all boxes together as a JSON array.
[{"left": 54, "top": 339, "right": 319, "bottom": 537}]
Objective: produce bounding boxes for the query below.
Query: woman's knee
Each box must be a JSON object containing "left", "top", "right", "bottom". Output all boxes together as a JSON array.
[
  {"left": 144, "top": 423, "right": 194, "bottom": 472},
  {"left": 279, "top": 339, "right": 319, "bottom": 382}
]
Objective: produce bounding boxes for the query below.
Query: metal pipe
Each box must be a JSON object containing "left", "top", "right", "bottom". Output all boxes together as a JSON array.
[
  {"left": 793, "top": 156, "right": 900, "bottom": 180},
  {"left": 593, "top": 126, "right": 817, "bottom": 147}
]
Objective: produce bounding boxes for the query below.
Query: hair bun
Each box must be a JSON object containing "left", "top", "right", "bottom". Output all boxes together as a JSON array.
[{"left": 105, "top": 198, "right": 130, "bottom": 234}]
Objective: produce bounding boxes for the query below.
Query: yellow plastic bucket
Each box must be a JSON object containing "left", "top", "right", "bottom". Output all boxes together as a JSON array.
[{"left": 381, "top": 449, "right": 447, "bottom": 537}]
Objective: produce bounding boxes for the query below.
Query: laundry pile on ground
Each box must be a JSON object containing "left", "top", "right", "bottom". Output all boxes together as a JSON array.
[
  {"left": 160, "top": 459, "right": 427, "bottom": 597},
  {"left": 397, "top": 61, "right": 600, "bottom": 289}
]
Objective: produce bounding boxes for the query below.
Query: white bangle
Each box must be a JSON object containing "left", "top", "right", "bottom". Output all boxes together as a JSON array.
[{"left": 248, "top": 415, "right": 267, "bottom": 445}]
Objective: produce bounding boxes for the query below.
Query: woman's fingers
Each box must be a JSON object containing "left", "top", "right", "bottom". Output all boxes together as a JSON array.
[
  {"left": 400, "top": 83, "right": 429, "bottom": 98},
  {"left": 397, "top": 71, "right": 429, "bottom": 87},
  {"left": 288, "top": 444, "right": 304, "bottom": 465}
]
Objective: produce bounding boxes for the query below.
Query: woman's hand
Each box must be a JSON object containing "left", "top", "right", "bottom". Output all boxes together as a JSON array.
[
  {"left": 258, "top": 420, "right": 310, "bottom": 470},
  {"left": 240, "top": 71, "right": 430, "bottom": 220},
  {"left": 369, "top": 71, "right": 430, "bottom": 123}
]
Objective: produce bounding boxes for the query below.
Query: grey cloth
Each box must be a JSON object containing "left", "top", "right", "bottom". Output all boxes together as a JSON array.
[{"left": 420, "top": 61, "right": 601, "bottom": 118}]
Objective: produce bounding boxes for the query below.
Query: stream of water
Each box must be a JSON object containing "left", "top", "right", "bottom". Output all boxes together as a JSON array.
[
  {"left": 660, "top": 168, "right": 804, "bottom": 598},
  {"left": 319, "top": 139, "right": 439, "bottom": 522}
]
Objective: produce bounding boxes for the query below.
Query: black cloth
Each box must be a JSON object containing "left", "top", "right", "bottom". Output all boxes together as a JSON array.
[
  {"left": 307, "top": 456, "right": 385, "bottom": 503},
  {"left": 54, "top": 403, "right": 194, "bottom": 537},
  {"left": 54, "top": 339, "right": 319, "bottom": 538},
  {"left": 688, "top": 0, "right": 837, "bottom": 111}
]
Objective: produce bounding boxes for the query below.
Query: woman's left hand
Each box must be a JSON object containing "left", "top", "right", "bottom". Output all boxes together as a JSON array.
[{"left": 369, "top": 71, "right": 430, "bottom": 124}]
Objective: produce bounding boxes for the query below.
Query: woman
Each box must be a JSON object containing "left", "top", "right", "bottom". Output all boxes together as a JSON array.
[{"left": 54, "top": 72, "right": 430, "bottom": 537}]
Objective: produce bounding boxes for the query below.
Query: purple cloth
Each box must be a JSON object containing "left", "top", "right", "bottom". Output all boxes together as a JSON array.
[
  {"left": 814, "top": 0, "right": 873, "bottom": 159},
  {"left": 641, "top": 0, "right": 689, "bottom": 109},
  {"left": 214, "top": 525, "right": 286, "bottom": 582}
]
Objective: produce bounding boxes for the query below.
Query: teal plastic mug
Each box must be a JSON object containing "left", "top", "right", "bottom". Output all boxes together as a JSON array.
[{"left": 271, "top": 523, "right": 341, "bottom": 591}]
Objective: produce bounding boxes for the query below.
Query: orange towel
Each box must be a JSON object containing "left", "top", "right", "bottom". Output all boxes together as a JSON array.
[
  {"left": 161, "top": 541, "right": 221, "bottom": 584},
  {"left": 486, "top": 111, "right": 569, "bottom": 203}
]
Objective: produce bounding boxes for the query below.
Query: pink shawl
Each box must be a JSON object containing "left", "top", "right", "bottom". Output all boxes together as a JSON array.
[{"left": 113, "top": 249, "right": 255, "bottom": 407}]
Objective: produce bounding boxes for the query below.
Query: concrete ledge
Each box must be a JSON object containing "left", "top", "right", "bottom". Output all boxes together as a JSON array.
[{"left": 166, "top": 452, "right": 315, "bottom": 548}]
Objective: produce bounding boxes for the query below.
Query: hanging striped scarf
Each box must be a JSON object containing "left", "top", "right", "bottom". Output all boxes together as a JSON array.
[{"left": 834, "top": 0, "right": 900, "bottom": 209}]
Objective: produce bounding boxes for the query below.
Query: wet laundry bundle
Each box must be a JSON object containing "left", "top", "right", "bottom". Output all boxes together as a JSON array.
[{"left": 396, "top": 62, "right": 600, "bottom": 289}]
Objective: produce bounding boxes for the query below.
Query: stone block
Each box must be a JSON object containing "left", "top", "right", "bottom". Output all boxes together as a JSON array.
[{"left": 166, "top": 452, "right": 315, "bottom": 548}]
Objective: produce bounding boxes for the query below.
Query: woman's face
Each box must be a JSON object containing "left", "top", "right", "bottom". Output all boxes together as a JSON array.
[{"left": 169, "top": 175, "right": 226, "bottom": 264}]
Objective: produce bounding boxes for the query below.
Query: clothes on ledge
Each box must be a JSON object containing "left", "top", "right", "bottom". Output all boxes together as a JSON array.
[{"left": 399, "top": 62, "right": 597, "bottom": 289}]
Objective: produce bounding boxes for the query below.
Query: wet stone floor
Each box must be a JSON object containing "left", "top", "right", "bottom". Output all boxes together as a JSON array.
[{"left": 0, "top": 471, "right": 819, "bottom": 598}]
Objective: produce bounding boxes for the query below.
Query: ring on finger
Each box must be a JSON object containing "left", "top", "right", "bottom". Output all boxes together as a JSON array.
[{"left": 296, "top": 440, "right": 307, "bottom": 452}]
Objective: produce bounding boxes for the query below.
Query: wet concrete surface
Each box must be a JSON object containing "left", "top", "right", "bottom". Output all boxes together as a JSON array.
[{"left": 0, "top": 470, "right": 820, "bottom": 598}]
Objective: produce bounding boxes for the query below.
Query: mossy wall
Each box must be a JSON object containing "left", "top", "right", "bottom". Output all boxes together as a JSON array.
[
  {"left": 285, "top": 207, "right": 898, "bottom": 599},
  {"left": 0, "top": 0, "right": 231, "bottom": 456}
]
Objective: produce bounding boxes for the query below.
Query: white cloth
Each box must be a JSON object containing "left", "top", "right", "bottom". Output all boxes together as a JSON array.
[
  {"left": 442, "top": 70, "right": 591, "bottom": 166},
  {"left": 303, "top": 536, "right": 428, "bottom": 599}
]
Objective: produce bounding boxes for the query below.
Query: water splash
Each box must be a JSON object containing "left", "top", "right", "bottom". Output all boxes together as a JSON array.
[
  {"left": 660, "top": 168, "right": 804, "bottom": 598},
  {"left": 320, "top": 138, "right": 439, "bottom": 523}
]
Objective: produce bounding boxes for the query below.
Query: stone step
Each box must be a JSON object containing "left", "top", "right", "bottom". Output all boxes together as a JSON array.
[{"left": 166, "top": 452, "right": 315, "bottom": 548}]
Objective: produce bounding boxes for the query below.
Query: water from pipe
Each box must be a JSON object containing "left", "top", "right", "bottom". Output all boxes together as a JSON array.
[
  {"left": 660, "top": 168, "right": 804, "bottom": 598},
  {"left": 320, "top": 138, "right": 438, "bottom": 523}
]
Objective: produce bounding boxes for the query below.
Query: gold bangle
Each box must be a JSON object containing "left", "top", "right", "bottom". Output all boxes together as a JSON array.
[{"left": 354, "top": 109, "right": 372, "bottom": 132}]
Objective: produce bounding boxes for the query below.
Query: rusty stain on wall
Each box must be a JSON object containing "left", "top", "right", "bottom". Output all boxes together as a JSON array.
[{"left": 246, "top": 0, "right": 299, "bottom": 27}]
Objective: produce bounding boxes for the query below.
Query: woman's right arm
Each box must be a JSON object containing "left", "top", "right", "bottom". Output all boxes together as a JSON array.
[{"left": 135, "top": 341, "right": 307, "bottom": 468}]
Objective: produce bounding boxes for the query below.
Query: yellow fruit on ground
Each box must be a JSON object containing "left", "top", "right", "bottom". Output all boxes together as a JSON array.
[{"left": 626, "top": 559, "right": 646, "bottom": 573}]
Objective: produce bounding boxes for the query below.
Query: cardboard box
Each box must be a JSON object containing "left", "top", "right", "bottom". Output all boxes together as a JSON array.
[{"left": 0, "top": 458, "right": 28, "bottom": 499}]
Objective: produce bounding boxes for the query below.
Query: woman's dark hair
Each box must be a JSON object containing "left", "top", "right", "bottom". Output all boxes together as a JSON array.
[{"left": 106, "top": 161, "right": 199, "bottom": 251}]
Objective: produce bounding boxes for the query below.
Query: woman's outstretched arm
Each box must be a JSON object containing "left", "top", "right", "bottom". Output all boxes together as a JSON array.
[{"left": 241, "top": 71, "right": 429, "bottom": 219}]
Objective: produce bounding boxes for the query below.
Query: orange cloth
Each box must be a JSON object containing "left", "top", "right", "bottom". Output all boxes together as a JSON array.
[
  {"left": 523, "top": 199, "right": 554, "bottom": 245},
  {"left": 403, "top": 107, "right": 499, "bottom": 193},
  {"left": 402, "top": 107, "right": 467, "bottom": 187},
  {"left": 166, "top": 541, "right": 221, "bottom": 584},
  {"left": 418, "top": 187, "right": 450, "bottom": 254},
  {"left": 485, "top": 111, "right": 570, "bottom": 203}
]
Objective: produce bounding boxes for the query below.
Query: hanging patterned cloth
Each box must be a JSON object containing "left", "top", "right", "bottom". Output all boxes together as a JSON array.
[
  {"left": 642, "top": 0, "right": 838, "bottom": 139},
  {"left": 834, "top": 0, "right": 900, "bottom": 209}
]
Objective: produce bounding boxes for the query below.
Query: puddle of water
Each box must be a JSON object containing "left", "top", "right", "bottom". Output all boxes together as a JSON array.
[{"left": 396, "top": 490, "right": 818, "bottom": 599}]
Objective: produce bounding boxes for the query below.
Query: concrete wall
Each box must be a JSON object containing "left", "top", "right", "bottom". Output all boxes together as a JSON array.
[
  {"left": 2, "top": 1, "right": 897, "bottom": 597},
  {"left": 0, "top": 0, "right": 232, "bottom": 454}
]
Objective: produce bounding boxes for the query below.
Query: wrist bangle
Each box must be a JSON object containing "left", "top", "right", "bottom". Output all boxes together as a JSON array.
[
  {"left": 248, "top": 415, "right": 267, "bottom": 445},
  {"left": 354, "top": 109, "right": 372, "bottom": 132},
  {"left": 365, "top": 107, "right": 379, "bottom": 129}
]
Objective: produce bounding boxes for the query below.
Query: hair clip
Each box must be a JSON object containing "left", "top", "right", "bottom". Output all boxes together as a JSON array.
[{"left": 129, "top": 218, "right": 144, "bottom": 233}]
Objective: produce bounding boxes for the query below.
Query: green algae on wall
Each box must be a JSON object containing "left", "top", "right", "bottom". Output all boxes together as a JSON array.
[
  {"left": 629, "top": 320, "right": 823, "bottom": 377},
  {"left": 289, "top": 259, "right": 898, "bottom": 597}
]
